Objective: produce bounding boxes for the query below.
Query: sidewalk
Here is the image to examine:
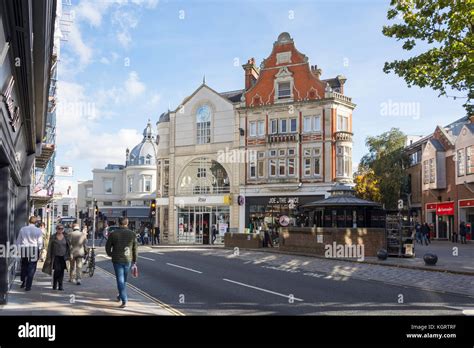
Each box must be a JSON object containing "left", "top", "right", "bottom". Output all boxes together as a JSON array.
[
  {"left": 240, "top": 240, "right": 474, "bottom": 276},
  {"left": 0, "top": 262, "right": 177, "bottom": 316}
]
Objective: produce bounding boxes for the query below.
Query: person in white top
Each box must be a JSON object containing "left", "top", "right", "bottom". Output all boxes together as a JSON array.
[{"left": 16, "top": 216, "right": 43, "bottom": 291}]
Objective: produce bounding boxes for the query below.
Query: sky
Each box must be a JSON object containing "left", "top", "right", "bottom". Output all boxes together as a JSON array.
[{"left": 54, "top": 0, "right": 467, "bottom": 197}]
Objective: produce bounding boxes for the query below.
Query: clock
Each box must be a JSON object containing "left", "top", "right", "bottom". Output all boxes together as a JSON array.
[{"left": 196, "top": 105, "right": 211, "bottom": 123}]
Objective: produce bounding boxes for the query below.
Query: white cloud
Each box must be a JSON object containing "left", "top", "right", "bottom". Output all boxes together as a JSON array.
[
  {"left": 100, "top": 57, "right": 110, "bottom": 64},
  {"left": 117, "top": 31, "right": 132, "bottom": 48},
  {"left": 113, "top": 10, "right": 139, "bottom": 48},
  {"left": 68, "top": 25, "right": 93, "bottom": 66},
  {"left": 131, "top": 0, "right": 159, "bottom": 8},
  {"left": 125, "top": 71, "right": 146, "bottom": 97}
]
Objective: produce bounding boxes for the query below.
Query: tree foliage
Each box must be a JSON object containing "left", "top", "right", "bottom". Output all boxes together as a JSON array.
[
  {"left": 359, "top": 128, "right": 409, "bottom": 210},
  {"left": 382, "top": 0, "right": 474, "bottom": 114},
  {"left": 354, "top": 167, "right": 382, "bottom": 203}
]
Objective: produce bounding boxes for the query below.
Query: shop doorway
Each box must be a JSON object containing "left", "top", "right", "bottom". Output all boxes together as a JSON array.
[
  {"left": 195, "top": 212, "right": 211, "bottom": 244},
  {"left": 437, "top": 215, "right": 453, "bottom": 240}
]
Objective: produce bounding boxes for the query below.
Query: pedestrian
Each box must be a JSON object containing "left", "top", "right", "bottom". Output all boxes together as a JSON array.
[
  {"left": 459, "top": 221, "right": 467, "bottom": 244},
  {"left": 423, "top": 223, "right": 431, "bottom": 244},
  {"left": 143, "top": 225, "right": 149, "bottom": 245},
  {"left": 68, "top": 223, "right": 88, "bottom": 285},
  {"left": 415, "top": 221, "right": 422, "bottom": 244},
  {"left": 42, "top": 224, "right": 70, "bottom": 291},
  {"left": 39, "top": 222, "right": 49, "bottom": 261},
  {"left": 452, "top": 228, "right": 458, "bottom": 243},
  {"left": 154, "top": 226, "right": 160, "bottom": 245},
  {"left": 105, "top": 217, "right": 137, "bottom": 308},
  {"left": 420, "top": 223, "right": 429, "bottom": 245},
  {"left": 16, "top": 216, "right": 43, "bottom": 291},
  {"left": 211, "top": 225, "right": 218, "bottom": 244},
  {"left": 99, "top": 225, "right": 109, "bottom": 247}
]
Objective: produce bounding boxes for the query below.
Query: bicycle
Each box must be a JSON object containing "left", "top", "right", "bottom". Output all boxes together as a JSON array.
[{"left": 83, "top": 247, "right": 96, "bottom": 277}]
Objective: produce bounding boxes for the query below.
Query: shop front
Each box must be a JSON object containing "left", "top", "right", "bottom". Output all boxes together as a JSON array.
[
  {"left": 459, "top": 199, "right": 474, "bottom": 240},
  {"left": 99, "top": 207, "right": 151, "bottom": 232},
  {"left": 425, "top": 202, "right": 455, "bottom": 240},
  {"left": 175, "top": 196, "right": 231, "bottom": 244},
  {"left": 244, "top": 195, "right": 322, "bottom": 232}
]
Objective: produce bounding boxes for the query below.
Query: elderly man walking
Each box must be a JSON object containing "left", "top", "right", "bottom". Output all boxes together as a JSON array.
[
  {"left": 16, "top": 216, "right": 43, "bottom": 291},
  {"left": 68, "top": 223, "right": 88, "bottom": 285},
  {"left": 105, "top": 217, "right": 137, "bottom": 308}
]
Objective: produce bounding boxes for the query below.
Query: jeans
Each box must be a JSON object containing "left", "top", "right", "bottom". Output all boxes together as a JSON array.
[
  {"left": 113, "top": 262, "right": 131, "bottom": 303},
  {"left": 20, "top": 257, "right": 38, "bottom": 290}
]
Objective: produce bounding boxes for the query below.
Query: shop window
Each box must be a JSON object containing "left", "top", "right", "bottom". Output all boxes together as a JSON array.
[{"left": 269, "top": 159, "right": 277, "bottom": 177}]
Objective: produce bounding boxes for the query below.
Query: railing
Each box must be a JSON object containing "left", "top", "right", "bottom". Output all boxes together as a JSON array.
[
  {"left": 267, "top": 133, "right": 298, "bottom": 143},
  {"left": 334, "top": 131, "right": 353, "bottom": 142},
  {"left": 326, "top": 91, "right": 353, "bottom": 104}
]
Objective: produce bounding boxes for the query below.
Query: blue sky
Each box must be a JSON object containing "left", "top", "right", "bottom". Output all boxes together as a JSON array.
[{"left": 54, "top": 0, "right": 466, "bottom": 196}]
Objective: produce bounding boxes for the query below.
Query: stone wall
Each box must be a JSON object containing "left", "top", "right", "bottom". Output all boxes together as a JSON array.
[
  {"left": 279, "top": 227, "right": 386, "bottom": 257},
  {"left": 224, "top": 232, "right": 263, "bottom": 249}
]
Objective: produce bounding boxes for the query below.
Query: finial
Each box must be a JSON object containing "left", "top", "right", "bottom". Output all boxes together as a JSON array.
[{"left": 203, "top": 75, "right": 206, "bottom": 84}]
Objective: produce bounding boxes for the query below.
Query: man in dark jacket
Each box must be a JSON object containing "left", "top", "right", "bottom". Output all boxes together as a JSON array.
[
  {"left": 459, "top": 221, "right": 467, "bottom": 244},
  {"left": 105, "top": 217, "right": 137, "bottom": 308}
]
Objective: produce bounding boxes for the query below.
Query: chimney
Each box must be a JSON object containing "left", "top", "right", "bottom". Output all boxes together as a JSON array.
[
  {"left": 311, "top": 65, "right": 322, "bottom": 79},
  {"left": 242, "top": 58, "right": 259, "bottom": 90}
]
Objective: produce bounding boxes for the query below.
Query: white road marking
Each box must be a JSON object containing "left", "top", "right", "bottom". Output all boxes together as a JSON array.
[
  {"left": 138, "top": 256, "right": 155, "bottom": 261},
  {"left": 166, "top": 263, "right": 203, "bottom": 274},
  {"left": 223, "top": 278, "right": 304, "bottom": 302},
  {"left": 98, "top": 255, "right": 111, "bottom": 259}
]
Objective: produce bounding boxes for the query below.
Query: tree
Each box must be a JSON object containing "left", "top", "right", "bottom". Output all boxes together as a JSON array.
[
  {"left": 360, "top": 128, "right": 410, "bottom": 210},
  {"left": 382, "top": 0, "right": 473, "bottom": 114},
  {"left": 354, "top": 167, "right": 382, "bottom": 203}
]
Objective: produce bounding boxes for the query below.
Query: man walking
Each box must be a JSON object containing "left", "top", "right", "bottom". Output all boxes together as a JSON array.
[
  {"left": 459, "top": 221, "right": 467, "bottom": 244},
  {"left": 105, "top": 217, "right": 137, "bottom": 308},
  {"left": 68, "top": 223, "right": 88, "bottom": 285},
  {"left": 16, "top": 216, "right": 43, "bottom": 291},
  {"left": 154, "top": 226, "right": 160, "bottom": 245}
]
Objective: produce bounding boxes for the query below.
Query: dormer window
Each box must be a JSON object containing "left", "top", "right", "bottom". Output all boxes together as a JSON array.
[
  {"left": 145, "top": 155, "right": 152, "bottom": 165},
  {"left": 278, "top": 82, "right": 291, "bottom": 99}
]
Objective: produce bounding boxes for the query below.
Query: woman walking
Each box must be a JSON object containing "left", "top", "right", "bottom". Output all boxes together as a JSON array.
[{"left": 42, "top": 224, "right": 70, "bottom": 290}]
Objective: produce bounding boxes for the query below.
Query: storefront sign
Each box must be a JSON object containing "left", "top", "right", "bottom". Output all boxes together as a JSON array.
[
  {"left": 218, "top": 223, "right": 228, "bottom": 235},
  {"left": 268, "top": 197, "right": 299, "bottom": 206},
  {"left": 460, "top": 199, "right": 474, "bottom": 208},
  {"left": 436, "top": 202, "right": 454, "bottom": 216},
  {"left": 426, "top": 203, "right": 437, "bottom": 210}
]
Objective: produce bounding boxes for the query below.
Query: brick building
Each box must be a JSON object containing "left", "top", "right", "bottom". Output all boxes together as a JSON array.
[
  {"left": 406, "top": 115, "right": 474, "bottom": 240},
  {"left": 236, "top": 32, "right": 356, "bottom": 232}
]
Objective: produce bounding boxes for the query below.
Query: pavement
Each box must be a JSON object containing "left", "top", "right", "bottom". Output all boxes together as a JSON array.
[
  {"left": 0, "top": 260, "right": 178, "bottom": 316},
  {"left": 251, "top": 240, "right": 474, "bottom": 275}
]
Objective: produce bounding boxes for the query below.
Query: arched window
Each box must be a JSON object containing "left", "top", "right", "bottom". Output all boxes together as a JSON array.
[
  {"left": 196, "top": 105, "right": 211, "bottom": 144},
  {"left": 178, "top": 157, "right": 229, "bottom": 195}
]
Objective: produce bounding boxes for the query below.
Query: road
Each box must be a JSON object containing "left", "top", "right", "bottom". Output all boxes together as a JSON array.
[{"left": 94, "top": 246, "right": 474, "bottom": 315}]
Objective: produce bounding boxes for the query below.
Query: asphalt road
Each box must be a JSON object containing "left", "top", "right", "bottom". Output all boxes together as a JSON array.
[{"left": 95, "top": 246, "right": 474, "bottom": 315}]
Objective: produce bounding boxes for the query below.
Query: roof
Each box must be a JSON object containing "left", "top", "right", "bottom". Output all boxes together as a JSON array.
[
  {"left": 303, "top": 195, "right": 382, "bottom": 208},
  {"left": 429, "top": 138, "right": 446, "bottom": 152},
  {"left": 157, "top": 112, "right": 170, "bottom": 124},
  {"left": 220, "top": 89, "right": 244, "bottom": 103}
]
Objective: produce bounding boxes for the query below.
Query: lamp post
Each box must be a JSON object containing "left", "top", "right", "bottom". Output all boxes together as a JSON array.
[{"left": 92, "top": 198, "right": 97, "bottom": 248}]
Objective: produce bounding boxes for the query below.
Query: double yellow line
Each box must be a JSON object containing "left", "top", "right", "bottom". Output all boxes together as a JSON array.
[{"left": 97, "top": 266, "right": 185, "bottom": 316}]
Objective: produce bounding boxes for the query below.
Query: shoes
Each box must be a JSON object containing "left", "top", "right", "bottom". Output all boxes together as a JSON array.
[
  {"left": 25, "top": 288, "right": 31, "bottom": 291},
  {"left": 119, "top": 302, "right": 127, "bottom": 308},
  {"left": 58, "top": 287, "right": 64, "bottom": 291},
  {"left": 116, "top": 295, "right": 121, "bottom": 302},
  {"left": 20, "top": 281, "right": 25, "bottom": 289},
  {"left": 76, "top": 281, "right": 81, "bottom": 285}
]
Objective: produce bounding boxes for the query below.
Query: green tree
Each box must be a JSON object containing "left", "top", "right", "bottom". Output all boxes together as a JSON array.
[
  {"left": 382, "top": 0, "right": 474, "bottom": 114},
  {"left": 360, "top": 128, "right": 410, "bottom": 210}
]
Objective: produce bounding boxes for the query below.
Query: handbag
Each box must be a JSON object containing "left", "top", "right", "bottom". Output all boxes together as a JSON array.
[{"left": 131, "top": 264, "right": 138, "bottom": 278}]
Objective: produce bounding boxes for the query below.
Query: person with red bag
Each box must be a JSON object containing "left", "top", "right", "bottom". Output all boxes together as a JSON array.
[{"left": 105, "top": 217, "right": 137, "bottom": 308}]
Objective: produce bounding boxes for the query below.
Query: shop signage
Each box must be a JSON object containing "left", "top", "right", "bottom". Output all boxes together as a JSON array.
[
  {"left": 178, "top": 223, "right": 184, "bottom": 233},
  {"left": 218, "top": 223, "right": 228, "bottom": 235},
  {"left": 460, "top": 199, "right": 474, "bottom": 208},
  {"left": 1, "top": 76, "right": 20, "bottom": 132},
  {"left": 268, "top": 197, "right": 299, "bottom": 207},
  {"left": 426, "top": 203, "right": 437, "bottom": 210},
  {"left": 436, "top": 202, "right": 454, "bottom": 216},
  {"left": 198, "top": 197, "right": 206, "bottom": 202}
]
